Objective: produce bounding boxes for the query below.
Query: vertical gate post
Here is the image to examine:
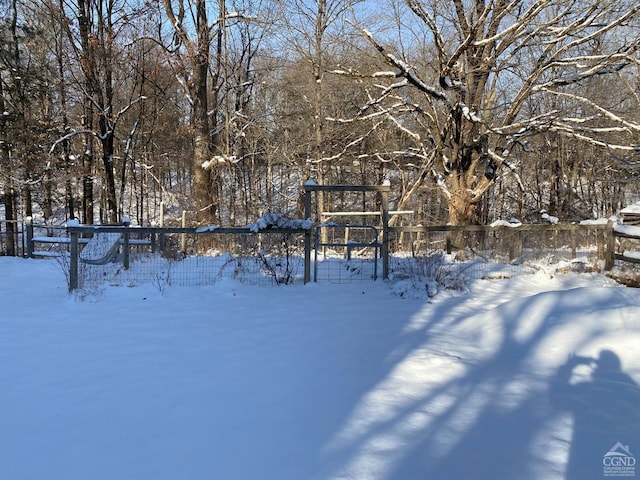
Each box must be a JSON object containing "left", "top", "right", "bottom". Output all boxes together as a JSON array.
[
  {"left": 304, "top": 185, "right": 312, "bottom": 283},
  {"left": 26, "top": 216, "right": 34, "bottom": 258},
  {"left": 605, "top": 220, "right": 615, "bottom": 271},
  {"left": 381, "top": 183, "right": 389, "bottom": 280},
  {"left": 181, "top": 210, "right": 187, "bottom": 254},
  {"left": 159, "top": 202, "right": 165, "bottom": 254},
  {"left": 123, "top": 218, "right": 130, "bottom": 270},
  {"left": 69, "top": 228, "right": 79, "bottom": 291}
]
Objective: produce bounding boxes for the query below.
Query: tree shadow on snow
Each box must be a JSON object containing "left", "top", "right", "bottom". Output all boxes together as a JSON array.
[
  {"left": 322, "top": 285, "right": 640, "bottom": 480},
  {"left": 386, "top": 292, "right": 562, "bottom": 480},
  {"left": 549, "top": 350, "right": 640, "bottom": 480}
]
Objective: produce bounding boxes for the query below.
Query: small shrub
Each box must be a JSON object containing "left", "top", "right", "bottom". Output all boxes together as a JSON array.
[
  {"left": 390, "top": 252, "right": 469, "bottom": 298},
  {"left": 257, "top": 233, "right": 301, "bottom": 285},
  {"left": 152, "top": 259, "right": 174, "bottom": 294}
]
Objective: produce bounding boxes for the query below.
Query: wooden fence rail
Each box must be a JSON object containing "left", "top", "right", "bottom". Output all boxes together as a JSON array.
[{"left": 612, "top": 224, "right": 640, "bottom": 267}]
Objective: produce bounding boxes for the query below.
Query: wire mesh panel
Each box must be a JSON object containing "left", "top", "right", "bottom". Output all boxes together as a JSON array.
[
  {"left": 313, "top": 224, "right": 381, "bottom": 283},
  {"left": 64, "top": 222, "right": 610, "bottom": 291},
  {"left": 73, "top": 230, "right": 306, "bottom": 291}
]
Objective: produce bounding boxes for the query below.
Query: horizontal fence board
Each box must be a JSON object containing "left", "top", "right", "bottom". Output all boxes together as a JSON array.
[
  {"left": 616, "top": 253, "right": 640, "bottom": 264},
  {"left": 32, "top": 236, "right": 89, "bottom": 244},
  {"left": 389, "top": 223, "right": 608, "bottom": 234},
  {"left": 67, "top": 226, "right": 310, "bottom": 235},
  {"left": 321, "top": 211, "right": 413, "bottom": 217},
  {"left": 613, "top": 231, "right": 640, "bottom": 240},
  {"left": 304, "top": 184, "right": 390, "bottom": 193}
]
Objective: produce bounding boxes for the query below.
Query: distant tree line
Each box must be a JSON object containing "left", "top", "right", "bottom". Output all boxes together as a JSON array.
[{"left": 1, "top": 0, "right": 639, "bottom": 232}]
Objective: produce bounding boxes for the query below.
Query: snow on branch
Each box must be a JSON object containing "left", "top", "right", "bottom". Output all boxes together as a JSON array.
[
  {"left": 327, "top": 81, "right": 415, "bottom": 124},
  {"left": 458, "top": 103, "right": 482, "bottom": 123},
  {"left": 606, "top": 145, "right": 640, "bottom": 168},
  {"left": 393, "top": 119, "right": 422, "bottom": 142},
  {"left": 536, "top": 88, "right": 640, "bottom": 133},
  {"left": 432, "top": 169, "right": 451, "bottom": 199},
  {"left": 208, "top": 11, "right": 256, "bottom": 31},
  {"left": 49, "top": 130, "right": 95, "bottom": 155},
  {"left": 329, "top": 68, "right": 400, "bottom": 79},
  {"left": 347, "top": 20, "right": 449, "bottom": 104},
  {"left": 487, "top": 149, "right": 525, "bottom": 192},
  {"left": 557, "top": 5, "right": 640, "bottom": 57},
  {"left": 202, "top": 155, "right": 239, "bottom": 169},
  {"left": 406, "top": 0, "right": 447, "bottom": 62},
  {"left": 472, "top": 0, "right": 550, "bottom": 48},
  {"left": 115, "top": 96, "right": 147, "bottom": 119},
  {"left": 175, "top": 74, "right": 195, "bottom": 106},
  {"left": 492, "top": 111, "right": 560, "bottom": 137},
  {"left": 546, "top": 123, "right": 640, "bottom": 154},
  {"left": 533, "top": 57, "right": 633, "bottom": 91}
]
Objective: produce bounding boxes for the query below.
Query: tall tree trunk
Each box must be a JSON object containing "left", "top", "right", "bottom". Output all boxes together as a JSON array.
[
  {"left": 0, "top": 11, "right": 14, "bottom": 254},
  {"left": 54, "top": 0, "right": 76, "bottom": 220},
  {"left": 100, "top": 135, "right": 118, "bottom": 223},
  {"left": 97, "top": 0, "right": 118, "bottom": 223},
  {"left": 313, "top": 0, "right": 326, "bottom": 222},
  {"left": 193, "top": 0, "right": 218, "bottom": 226},
  {"left": 78, "top": 0, "right": 95, "bottom": 224}
]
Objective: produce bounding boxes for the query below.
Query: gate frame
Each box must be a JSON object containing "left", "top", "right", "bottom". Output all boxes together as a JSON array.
[{"left": 303, "top": 183, "right": 390, "bottom": 283}]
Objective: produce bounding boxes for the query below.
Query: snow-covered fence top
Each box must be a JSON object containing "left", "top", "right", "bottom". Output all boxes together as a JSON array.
[
  {"left": 612, "top": 222, "right": 640, "bottom": 266},
  {"left": 620, "top": 202, "right": 640, "bottom": 225}
]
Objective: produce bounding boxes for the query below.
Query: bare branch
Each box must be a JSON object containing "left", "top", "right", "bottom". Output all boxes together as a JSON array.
[
  {"left": 49, "top": 130, "right": 97, "bottom": 155},
  {"left": 346, "top": 19, "right": 449, "bottom": 104},
  {"left": 539, "top": 88, "right": 640, "bottom": 133}
]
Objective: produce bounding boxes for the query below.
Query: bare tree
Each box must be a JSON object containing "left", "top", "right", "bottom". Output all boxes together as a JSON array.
[
  {"left": 279, "top": 0, "right": 371, "bottom": 220},
  {"left": 158, "top": 0, "right": 226, "bottom": 226},
  {"left": 343, "top": 0, "right": 640, "bottom": 224},
  {"left": 38, "top": 0, "right": 151, "bottom": 224},
  {"left": 1, "top": 0, "right": 54, "bottom": 249}
]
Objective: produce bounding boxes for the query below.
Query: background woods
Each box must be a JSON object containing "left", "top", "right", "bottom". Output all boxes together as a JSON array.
[{"left": 1, "top": 0, "right": 640, "bottom": 230}]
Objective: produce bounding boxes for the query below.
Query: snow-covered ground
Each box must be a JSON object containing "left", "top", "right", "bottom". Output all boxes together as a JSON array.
[{"left": 1, "top": 256, "right": 639, "bottom": 480}]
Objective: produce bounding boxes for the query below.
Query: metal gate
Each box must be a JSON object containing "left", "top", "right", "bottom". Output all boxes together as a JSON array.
[{"left": 313, "top": 224, "right": 382, "bottom": 283}]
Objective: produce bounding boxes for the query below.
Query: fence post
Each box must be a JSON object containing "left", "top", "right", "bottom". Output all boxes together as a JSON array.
[
  {"left": 380, "top": 183, "right": 389, "bottom": 280},
  {"left": 159, "top": 202, "right": 165, "bottom": 254},
  {"left": 605, "top": 220, "right": 615, "bottom": 271},
  {"left": 181, "top": 210, "right": 187, "bottom": 253},
  {"left": 69, "top": 228, "right": 79, "bottom": 291},
  {"left": 597, "top": 225, "right": 605, "bottom": 262},
  {"left": 304, "top": 186, "right": 312, "bottom": 283},
  {"left": 508, "top": 229, "right": 516, "bottom": 263},
  {"left": 26, "top": 216, "right": 34, "bottom": 258},
  {"left": 150, "top": 230, "right": 157, "bottom": 254},
  {"left": 123, "top": 218, "right": 130, "bottom": 270}
]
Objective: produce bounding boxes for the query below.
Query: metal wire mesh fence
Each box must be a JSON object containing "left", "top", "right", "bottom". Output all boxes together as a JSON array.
[
  {"left": 66, "top": 227, "right": 307, "bottom": 292},
  {"left": 313, "top": 224, "right": 381, "bottom": 283},
  {"left": 51, "top": 221, "right": 613, "bottom": 291}
]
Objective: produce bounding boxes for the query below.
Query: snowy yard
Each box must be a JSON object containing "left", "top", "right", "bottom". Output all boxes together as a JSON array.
[{"left": 1, "top": 257, "right": 639, "bottom": 480}]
